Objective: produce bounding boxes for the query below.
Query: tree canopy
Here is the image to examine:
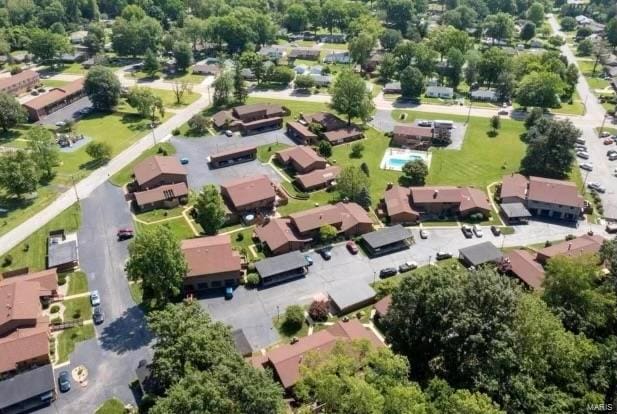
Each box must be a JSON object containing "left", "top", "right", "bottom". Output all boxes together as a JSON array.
[
  {"left": 85, "top": 66, "right": 122, "bottom": 111},
  {"left": 330, "top": 71, "right": 374, "bottom": 125},
  {"left": 193, "top": 184, "right": 226, "bottom": 235}
]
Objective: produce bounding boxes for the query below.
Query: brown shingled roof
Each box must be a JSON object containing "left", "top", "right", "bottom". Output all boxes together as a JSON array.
[
  {"left": 527, "top": 176, "right": 584, "bottom": 208},
  {"left": 286, "top": 121, "right": 317, "bottom": 139},
  {"left": 276, "top": 146, "right": 325, "bottom": 171},
  {"left": 323, "top": 127, "right": 363, "bottom": 143},
  {"left": 254, "top": 218, "right": 310, "bottom": 252},
  {"left": 0, "top": 69, "right": 39, "bottom": 90},
  {"left": 181, "top": 235, "right": 241, "bottom": 277},
  {"left": 373, "top": 295, "right": 392, "bottom": 318},
  {"left": 259, "top": 319, "right": 383, "bottom": 389},
  {"left": 133, "top": 182, "right": 188, "bottom": 207},
  {"left": 221, "top": 175, "right": 276, "bottom": 210},
  {"left": 410, "top": 186, "right": 465, "bottom": 204},
  {"left": 393, "top": 125, "right": 433, "bottom": 138},
  {"left": 22, "top": 79, "right": 84, "bottom": 111},
  {"left": 133, "top": 156, "right": 187, "bottom": 187},
  {"left": 538, "top": 234, "right": 605, "bottom": 260},
  {"left": 383, "top": 185, "right": 418, "bottom": 217},
  {"left": 504, "top": 250, "right": 545, "bottom": 289},
  {"left": 295, "top": 166, "right": 340, "bottom": 190},
  {"left": 501, "top": 173, "right": 528, "bottom": 200},
  {"left": 0, "top": 269, "right": 58, "bottom": 294},
  {"left": 459, "top": 187, "right": 491, "bottom": 213}
]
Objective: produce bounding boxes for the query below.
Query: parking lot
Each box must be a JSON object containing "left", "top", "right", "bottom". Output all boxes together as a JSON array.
[
  {"left": 171, "top": 129, "right": 296, "bottom": 190},
  {"left": 37, "top": 96, "right": 92, "bottom": 126}
]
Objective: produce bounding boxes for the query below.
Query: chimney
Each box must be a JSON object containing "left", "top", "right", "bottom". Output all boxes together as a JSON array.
[{"left": 433, "top": 189, "right": 439, "bottom": 199}]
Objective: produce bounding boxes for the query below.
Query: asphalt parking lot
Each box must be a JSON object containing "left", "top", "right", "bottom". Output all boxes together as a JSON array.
[
  {"left": 37, "top": 97, "right": 92, "bottom": 126},
  {"left": 171, "top": 129, "right": 296, "bottom": 190}
]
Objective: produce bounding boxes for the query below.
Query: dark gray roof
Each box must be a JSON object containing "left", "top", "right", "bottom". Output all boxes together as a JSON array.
[
  {"left": 0, "top": 364, "right": 54, "bottom": 409},
  {"left": 501, "top": 202, "right": 531, "bottom": 219},
  {"left": 328, "top": 281, "right": 375, "bottom": 312},
  {"left": 459, "top": 241, "right": 503, "bottom": 266},
  {"left": 48, "top": 240, "right": 78, "bottom": 268},
  {"left": 232, "top": 329, "right": 253, "bottom": 356},
  {"left": 361, "top": 225, "right": 413, "bottom": 249},
  {"left": 255, "top": 251, "right": 307, "bottom": 278}
]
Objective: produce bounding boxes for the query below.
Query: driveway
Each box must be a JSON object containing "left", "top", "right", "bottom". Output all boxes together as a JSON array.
[
  {"left": 199, "top": 219, "right": 607, "bottom": 352},
  {"left": 37, "top": 97, "right": 92, "bottom": 126},
  {"left": 45, "top": 183, "right": 152, "bottom": 413},
  {"left": 170, "top": 129, "right": 297, "bottom": 190}
]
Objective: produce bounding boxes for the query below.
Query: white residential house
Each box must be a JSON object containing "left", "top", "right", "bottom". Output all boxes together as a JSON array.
[
  {"left": 426, "top": 86, "right": 454, "bottom": 99},
  {"left": 324, "top": 52, "right": 351, "bottom": 64},
  {"left": 310, "top": 74, "right": 332, "bottom": 86},
  {"left": 258, "top": 46, "right": 285, "bottom": 61},
  {"left": 383, "top": 82, "right": 402, "bottom": 94},
  {"left": 309, "top": 66, "right": 324, "bottom": 75},
  {"left": 69, "top": 30, "right": 88, "bottom": 44},
  {"left": 470, "top": 88, "right": 497, "bottom": 101}
]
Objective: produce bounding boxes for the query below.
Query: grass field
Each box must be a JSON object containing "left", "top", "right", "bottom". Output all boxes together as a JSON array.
[
  {"left": 148, "top": 88, "right": 200, "bottom": 108},
  {"left": 392, "top": 110, "right": 526, "bottom": 188},
  {"left": 41, "top": 79, "right": 70, "bottom": 88},
  {"left": 63, "top": 296, "right": 93, "bottom": 321},
  {"left": 109, "top": 142, "right": 176, "bottom": 186},
  {"left": 57, "top": 63, "right": 87, "bottom": 75},
  {"left": 246, "top": 97, "right": 329, "bottom": 123},
  {"left": 577, "top": 59, "right": 610, "bottom": 92},
  {"left": 0, "top": 204, "right": 81, "bottom": 271},
  {"left": 134, "top": 218, "right": 196, "bottom": 240},
  {"left": 257, "top": 143, "right": 291, "bottom": 162},
  {"left": 95, "top": 399, "right": 126, "bottom": 414},
  {"left": 56, "top": 324, "right": 95, "bottom": 363},
  {"left": 66, "top": 271, "right": 89, "bottom": 296},
  {"left": 135, "top": 205, "right": 186, "bottom": 223}
]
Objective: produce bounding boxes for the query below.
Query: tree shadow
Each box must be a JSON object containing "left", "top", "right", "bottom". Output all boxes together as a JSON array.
[
  {"left": 79, "top": 159, "right": 108, "bottom": 171},
  {"left": 486, "top": 130, "right": 499, "bottom": 138},
  {"left": 99, "top": 305, "right": 153, "bottom": 354}
]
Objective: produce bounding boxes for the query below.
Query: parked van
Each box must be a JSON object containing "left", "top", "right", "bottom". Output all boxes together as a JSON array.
[{"left": 607, "top": 223, "right": 617, "bottom": 234}]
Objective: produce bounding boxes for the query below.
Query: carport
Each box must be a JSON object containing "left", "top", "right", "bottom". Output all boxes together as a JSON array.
[
  {"left": 459, "top": 241, "right": 503, "bottom": 268},
  {"left": 500, "top": 202, "right": 531, "bottom": 224},
  {"left": 360, "top": 224, "right": 414, "bottom": 257},
  {"left": 255, "top": 251, "right": 308, "bottom": 287},
  {"left": 328, "top": 282, "right": 376, "bottom": 315}
]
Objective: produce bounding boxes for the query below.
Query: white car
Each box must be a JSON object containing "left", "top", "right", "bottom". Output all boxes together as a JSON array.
[
  {"left": 580, "top": 162, "right": 593, "bottom": 171},
  {"left": 588, "top": 182, "right": 606, "bottom": 193},
  {"left": 224, "top": 130, "right": 233, "bottom": 137},
  {"left": 419, "top": 229, "right": 429, "bottom": 239},
  {"left": 55, "top": 121, "right": 66, "bottom": 127},
  {"left": 90, "top": 290, "right": 101, "bottom": 306},
  {"left": 473, "top": 224, "right": 483, "bottom": 237},
  {"left": 576, "top": 151, "right": 590, "bottom": 159},
  {"left": 600, "top": 131, "right": 611, "bottom": 138}
]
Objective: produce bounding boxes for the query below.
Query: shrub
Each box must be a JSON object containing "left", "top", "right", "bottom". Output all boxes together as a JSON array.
[
  {"left": 50, "top": 305, "right": 60, "bottom": 314},
  {"left": 318, "top": 140, "right": 332, "bottom": 157},
  {"left": 72, "top": 309, "right": 81, "bottom": 319},
  {"left": 350, "top": 142, "right": 365, "bottom": 158},
  {"left": 565, "top": 234, "right": 575, "bottom": 241},
  {"left": 23, "top": 243, "right": 29, "bottom": 252},
  {"left": 2, "top": 254, "right": 12, "bottom": 267},
  {"left": 544, "top": 240, "right": 552, "bottom": 247},
  {"left": 283, "top": 305, "right": 305, "bottom": 332},
  {"left": 246, "top": 273, "right": 260, "bottom": 287},
  {"left": 308, "top": 300, "right": 329, "bottom": 322},
  {"left": 51, "top": 317, "right": 62, "bottom": 325},
  {"left": 236, "top": 232, "right": 244, "bottom": 242},
  {"left": 360, "top": 162, "right": 370, "bottom": 177},
  {"left": 172, "top": 128, "right": 180, "bottom": 136},
  {"left": 58, "top": 275, "right": 67, "bottom": 286},
  {"left": 9, "top": 65, "right": 22, "bottom": 75},
  {"left": 188, "top": 113, "right": 209, "bottom": 134},
  {"left": 468, "top": 213, "right": 484, "bottom": 222}
]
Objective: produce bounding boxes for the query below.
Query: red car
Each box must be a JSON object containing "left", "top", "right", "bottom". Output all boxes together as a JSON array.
[
  {"left": 117, "top": 228, "right": 134, "bottom": 240},
  {"left": 604, "top": 139, "right": 614, "bottom": 145},
  {"left": 346, "top": 240, "right": 359, "bottom": 254}
]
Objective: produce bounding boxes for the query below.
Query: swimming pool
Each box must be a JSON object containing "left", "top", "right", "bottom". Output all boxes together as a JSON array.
[{"left": 380, "top": 148, "right": 431, "bottom": 171}]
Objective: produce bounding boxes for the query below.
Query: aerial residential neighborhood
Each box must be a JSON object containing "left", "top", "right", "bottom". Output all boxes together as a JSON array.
[{"left": 0, "top": 0, "right": 616, "bottom": 413}]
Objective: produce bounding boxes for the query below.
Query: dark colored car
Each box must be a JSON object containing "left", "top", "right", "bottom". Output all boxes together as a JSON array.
[
  {"left": 224, "top": 287, "right": 233, "bottom": 300},
  {"left": 319, "top": 248, "right": 332, "bottom": 260},
  {"left": 346, "top": 240, "right": 359, "bottom": 254},
  {"left": 58, "top": 371, "right": 71, "bottom": 392},
  {"left": 379, "top": 267, "right": 398, "bottom": 278},
  {"left": 435, "top": 252, "right": 453, "bottom": 260},
  {"left": 92, "top": 305, "right": 104, "bottom": 324},
  {"left": 117, "top": 228, "right": 134, "bottom": 240},
  {"left": 490, "top": 225, "right": 502, "bottom": 236},
  {"left": 461, "top": 225, "right": 473, "bottom": 238},
  {"left": 398, "top": 261, "right": 418, "bottom": 273}
]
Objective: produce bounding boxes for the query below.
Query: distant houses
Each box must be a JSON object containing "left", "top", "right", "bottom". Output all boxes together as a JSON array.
[
  {"left": 211, "top": 103, "right": 287, "bottom": 136},
  {"left": 22, "top": 79, "right": 85, "bottom": 122},
  {"left": 426, "top": 85, "right": 454, "bottom": 99},
  {"left": 286, "top": 112, "right": 363, "bottom": 146},
  {"left": 0, "top": 70, "right": 40, "bottom": 96},
  {"left": 220, "top": 175, "right": 278, "bottom": 214},
  {"left": 130, "top": 155, "right": 189, "bottom": 212}
]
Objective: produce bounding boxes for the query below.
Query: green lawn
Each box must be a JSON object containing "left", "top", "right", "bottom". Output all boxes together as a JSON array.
[
  {"left": 274, "top": 317, "right": 309, "bottom": 341},
  {"left": 41, "top": 79, "right": 70, "bottom": 88},
  {"left": 230, "top": 228, "right": 257, "bottom": 255},
  {"left": 553, "top": 90, "right": 585, "bottom": 116},
  {"left": 577, "top": 59, "right": 610, "bottom": 92},
  {"left": 129, "top": 281, "right": 143, "bottom": 305},
  {"left": 257, "top": 143, "right": 291, "bottom": 162},
  {"left": 109, "top": 142, "right": 175, "bottom": 186},
  {"left": 148, "top": 88, "right": 200, "bottom": 108},
  {"left": 392, "top": 110, "right": 526, "bottom": 188},
  {"left": 277, "top": 190, "right": 334, "bottom": 216},
  {"left": 56, "top": 63, "right": 87, "bottom": 75},
  {"left": 135, "top": 205, "right": 187, "bottom": 223},
  {"left": 321, "top": 42, "right": 349, "bottom": 50},
  {"left": 56, "top": 324, "right": 95, "bottom": 363},
  {"left": 0, "top": 204, "right": 81, "bottom": 271},
  {"left": 63, "top": 296, "right": 93, "bottom": 321},
  {"left": 95, "top": 399, "right": 126, "bottom": 414},
  {"left": 163, "top": 70, "right": 207, "bottom": 84},
  {"left": 246, "top": 97, "right": 329, "bottom": 124},
  {"left": 134, "top": 218, "right": 196, "bottom": 240},
  {"left": 66, "top": 271, "right": 89, "bottom": 296}
]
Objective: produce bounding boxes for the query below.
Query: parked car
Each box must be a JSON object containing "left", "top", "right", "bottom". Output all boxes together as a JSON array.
[
  {"left": 461, "top": 225, "right": 473, "bottom": 238},
  {"left": 609, "top": 154, "right": 617, "bottom": 161},
  {"left": 304, "top": 255, "right": 313, "bottom": 266},
  {"left": 55, "top": 121, "right": 66, "bottom": 127},
  {"left": 31, "top": 90, "right": 39, "bottom": 96},
  {"left": 490, "top": 225, "right": 502, "bottom": 236},
  {"left": 575, "top": 138, "right": 586, "bottom": 145},
  {"left": 419, "top": 229, "right": 429, "bottom": 239},
  {"left": 576, "top": 151, "right": 590, "bottom": 159},
  {"left": 574, "top": 145, "right": 587, "bottom": 151},
  {"left": 607, "top": 150, "right": 617, "bottom": 156},
  {"left": 606, "top": 223, "right": 617, "bottom": 234},
  {"left": 580, "top": 162, "right": 594, "bottom": 171},
  {"left": 92, "top": 305, "right": 104, "bottom": 324},
  {"left": 79, "top": 107, "right": 92, "bottom": 115},
  {"left": 435, "top": 252, "right": 453, "bottom": 260},
  {"left": 346, "top": 240, "right": 359, "bottom": 254},
  {"left": 58, "top": 371, "right": 71, "bottom": 393},
  {"left": 417, "top": 120, "right": 432, "bottom": 127},
  {"left": 90, "top": 290, "right": 101, "bottom": 306},
  {"left": 498, "top": 109, "right": 509, "bottom": 115},
  {"left": 379, "top": 267, "right": 398, "bottom": 278},
  {"left": 473, "top": 224, "right": 483, "bottom": 237},
  {"left": 600, "top": 131, "right": 611, "bottom": 138},
  {"left": 224, "top": 287, "right": 233, "bottom": 300},
  {"left": 588, "top": 182, "right": 606, "bottom": 193},
  {"left": 319, "top": 248, "right": 332, "bottom": 260},
  {"left": 180, "top": 157, "right": 189, "bottom": 164},
  {"left": 604, "top": 139, "right": 614, "bottom": 145},
  {"left": 117, "top": 228, "right": 134, "bottom": 240},
  {"left": 398, "top": 261, "right": 418, "bottom": 273},
  {"left": 224, "top": 130, "right": 233, "bottom": 137}
]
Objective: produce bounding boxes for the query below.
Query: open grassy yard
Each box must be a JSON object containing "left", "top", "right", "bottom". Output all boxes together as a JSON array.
[
  {"left": 553, "top": 90, "right": 585, "bottom": 116},
  {"left": 0, "top": 204, "right": 81, "bottom": 271},
  {"left": 63, "top": 296, "right": 93, "bottom": 321},
  {"left": 135, "top": 204, "right": 186, "bottom": 223},
  {"left": 148, "top": 88, "right": 200, "bottom": 108},
  {"left": 392, "top": 110, "right": 526, "bottom": 189},
  {"left": 66, "top": 271, "right": 89, "bottom": 295},
  {"left": 41, "top": 79, "right": 70, "bottom": 88},
  {"left": 257, "top": 143, "right": 291, "bottom": 162},
  {"left": 246, "top": 96, "right": 329, "bottom": 123},
  {"left": 109, "top": 142, "right": 176, "bottom": 186},
  {"left": 56, "top": 63, "right": 87, "bottom": 75},
  {"left": 134, "top": 217, "right": 196, "bottom": 240},
  {"left": 95, "top": 399, "right": 126, "bottom": 414},
  {"left": 56, "top": 324, "right": 95, "bottom": 363},
  {"left": 577, "top": 59, "right": 610, "bottom": 92},
  {"left": 163, "top": 70, "right": 207, "bottom": 84}
]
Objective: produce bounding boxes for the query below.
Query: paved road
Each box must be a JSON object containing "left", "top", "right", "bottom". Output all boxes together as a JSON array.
[
  {"left": 200, "top": 219, "right": 607, "bottom": 351},
  {"left": 0, "top": 77, "right": 214, "bottom": 257},
  {"left": 44, "top": 183, "right": 152, "bottom": 413},
  {"left": 171, "top": 130, "right": 296, "bottom": 189}
]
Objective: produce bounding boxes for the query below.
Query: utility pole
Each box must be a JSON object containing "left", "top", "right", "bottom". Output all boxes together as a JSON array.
[
  {"left": 71, "top": 175, "right": 79, "bottom": 202},
  {"left": 599, "top": 113, "right": 607, "bottom": 137},
  {"left": 151, "top": 124, "right": 156, "bottom": 146}
]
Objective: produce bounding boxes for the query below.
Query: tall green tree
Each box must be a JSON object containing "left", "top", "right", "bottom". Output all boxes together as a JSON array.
[
  {"left": 0, "top": 92, "right": 26, "bottom": 131},
  {"left": 233, "top": 60, "right": 247, "bottom": 104},
  {"left": 337, "top": 165, "right": 370, "bottom": 204},
  {"left": 125, "top": 226, "right": 187, "bottom": 308},
  {"left": 193, "top": 184, "right": 225, "bottom": 235},
  {"left": 28, "top": 28, "right": 71, "bottom": 69},
  {"left": 173, "top": 41, "right": 193, "bottom": 72},
  {"left": 212, "top": 71, "right": 233, "bottom": 107},
  {"left": 126, "top": 87, "right": 165, "bottom": 121},
  {"left": 85, "top": 141, "right": 112, "bottom": 163},
  {"left": 526, "top": 2, "right": 544, "bottom": 26},
  {"left": 520, "top": 22, "right": 536, "bottom": 42},
  {"left": 319, "top": 224, "right": 338, "bottom": 243},
  {"left": 330, "top": 71, "right": 373, "bottom": 125},
  {"left": 26, "top": 126, "right": 59, "bottom": 180},
  {"left": 0, "top": 150, "right": 39, "bottom": 199},
  {"left": 607, "top": 18, "right": 617, "bottom": 47},
  {"left": 400, "top": 66, "right": 424, "bottom": 99},
  {"left": 284, "top": 4, "right": 308, "bottom": 32},
  {"left": 401, "top": 159, "right": 428, "bottom": 185},
  {"left": 349, "top": 31, "right": 376, "bottom": 73},
  {"left": 84, "top": 66, "right": 122, "bottom": 111},
  {"left": 143, "top": 49, "right": 161, "bottom": 78},
  {"left": 483, "top": 13, "right": 515, "bottom": 43},
  {"left": 515, "top": 71, "right": 565, "bottom": 109}
]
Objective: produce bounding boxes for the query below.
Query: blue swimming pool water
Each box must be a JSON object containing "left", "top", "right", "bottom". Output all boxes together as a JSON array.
[{"left": 387, "top": 155, "right": 424, "bottom": 168}]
